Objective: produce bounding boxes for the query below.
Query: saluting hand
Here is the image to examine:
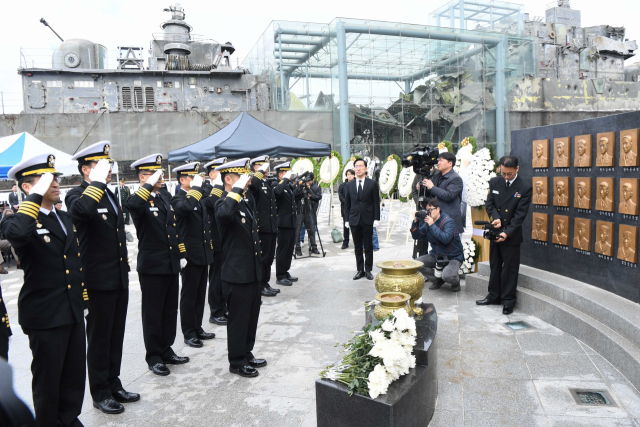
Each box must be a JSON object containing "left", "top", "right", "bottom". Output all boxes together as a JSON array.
[
  {"left": 233, "top": 174, "right": 251, "bottom": 191},
  {"left": 146, "top": 169, "right": 163, "bottom": 187},
  {"left": 89, "top": 159, "right": 111, "bottom": 184},
  {"left": 259, "top": 163, "right": 270, "bottom": 173},
  {"left": 30, "top": 173, "right": 55, "bottom": 196},
  {"left": 283, "top": 170, "right": 293, "bottom": 180},
  {"left": 191, "top": 175, "right": 204, "bottom": 188}
]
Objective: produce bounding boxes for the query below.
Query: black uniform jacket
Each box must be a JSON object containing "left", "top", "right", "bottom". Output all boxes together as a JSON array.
[
  {"left": 215, "top": 188, "right": 262, "bottom": 284},
  {"left": 201, "top": 183, "right": 225, "bottom": 253},
  {"left": 344, "top": 177, "right": 381, "bottom": 226},
  {"left": 171, "top": 186, "right": 213, "bottom": 266},
  {"left": 66, "top": 181, "right": 129, "bottom": 291},
  {"left": 274, "top": 178, "right": 302, "bottom": 229},
  {"left": 126, "top": 183, "right": 185, "bottom": 275},
  {"left": 485, "top": 175, "right": 533, "bottom": 246},
  {"left": 0, "top": 285, "right": 11, "bottom": 338},
  {"left": 3, "top": 194, "right": 86, "bottom": 330},
  {"left": 247, "top": 172, "right": 278, "bottom": 234},
  {"left": 338, "top": 181, "right": 348, "bottom": 216}
]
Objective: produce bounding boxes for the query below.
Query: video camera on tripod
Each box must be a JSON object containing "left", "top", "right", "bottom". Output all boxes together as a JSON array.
[
  {"left": 474, "top": 221, "right": 507, "bottom": 241},
  {"left": 401, "top": 145, "right": 439, "bottom": 209}
]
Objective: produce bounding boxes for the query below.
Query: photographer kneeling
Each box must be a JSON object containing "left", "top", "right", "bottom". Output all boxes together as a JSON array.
[{"left": 410, "top": 198, "right": 463, "bottom": 292}]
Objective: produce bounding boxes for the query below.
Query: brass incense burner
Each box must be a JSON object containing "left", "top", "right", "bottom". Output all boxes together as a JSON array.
[
  {"left": 375, "top": 260, "right": 424, "bottom": 316},
  {"left": 374, "top": 292, "right": 412, "bottom": 320}
]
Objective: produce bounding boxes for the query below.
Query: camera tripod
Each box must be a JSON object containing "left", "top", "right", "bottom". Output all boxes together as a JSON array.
[{"left": 293, "top": 197, "right": 327, "bottom": 260}]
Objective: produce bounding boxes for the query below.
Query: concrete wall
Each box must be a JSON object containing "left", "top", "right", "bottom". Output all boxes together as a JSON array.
[{"left": 0, "top": 111, "right": 334, "bottom": 161}]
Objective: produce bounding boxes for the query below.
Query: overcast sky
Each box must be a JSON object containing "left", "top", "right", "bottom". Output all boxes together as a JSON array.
[{"left": 1, "top": 0, "right": 638, "bottom": 113}]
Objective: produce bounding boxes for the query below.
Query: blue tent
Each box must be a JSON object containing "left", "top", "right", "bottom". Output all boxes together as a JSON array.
[
  {"left": 168, "top": 112, "right": 331, "bottom": 161},
  {"left": 0, "top": 132, "right": 78, "bottom": 179}
]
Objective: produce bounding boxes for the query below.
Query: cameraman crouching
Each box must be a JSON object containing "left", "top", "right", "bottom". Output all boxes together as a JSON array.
[{"left": 410, "top": 198, "right": 463, "bottom": 292}]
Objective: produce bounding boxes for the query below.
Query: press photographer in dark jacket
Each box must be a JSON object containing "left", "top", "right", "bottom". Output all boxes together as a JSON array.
[
  {"left": 410, "top": 198, "right": 463, "bottom": 292},
  {"left": 338, "top": 169, "right": 355, "bottom": 249}
]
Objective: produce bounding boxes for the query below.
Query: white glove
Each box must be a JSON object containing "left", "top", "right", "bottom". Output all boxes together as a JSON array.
[
  {"left": 345, "top": 222, "right": 350, "bottom": 229},
  {"left": 89, "top": 159, "right": 111, "bottom": 184},
  {"left": 284, "top": 170, "right": 293, "bottom": 180},
  {"left": 259, "top": 162, "right": 270, "bottom": 173},
  {"left": 233, "top": 174, "right": 251, "bottom": 190},
  {"left": 191, "top": 175, "right": 204, "bottom": 188},
  {"left": 373, "top": 220, "right": 379, "bottom": 228},
  {"left": 84, "top": 309, "right": 89, "bottom": 318},
  {"left": 146, "top": 169, "right": 163, "bottom": 187},
  {"left": 212, "top": 174, "right": 223, "bottom": 186},
  {"left": 30, "top": 173, "right": 54, "bottom": 196},
  {"left": 180, "top": 258, "right": 187, "bottom": 269}
]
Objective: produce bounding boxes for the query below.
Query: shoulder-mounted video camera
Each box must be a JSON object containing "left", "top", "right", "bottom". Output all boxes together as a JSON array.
[
  {"left": 474, "top": 221, "right": 506, "bottom": 241},
  {"left": 401, "top": 146, "right": 439, "bottom": 177}
]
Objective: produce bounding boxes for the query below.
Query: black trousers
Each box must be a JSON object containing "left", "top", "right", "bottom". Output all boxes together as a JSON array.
[
  {"left": 259, "top": 232, "right": 277, "bottom": 289},
  {"left": 488, "top": 241, "right": 521, "bottom": 306},
  {"left": 86, "top": 288, "right": 128, "bottom": 402},
  {"left": 296, "top": 212, "right": 317, "bottom": 250},
  {"left": 180, "top": 264, "right": 208, "bottom": 339},
  {"left": 0, "top": 336, "right": 8, "bottom": 361},
  {"left": 25, "top": 322, "right": 85, "bottom": 427},
  {"left": 208, "top": 251, "right": 226, "bottom": 318},
  {"left": 140, "top": 273, "right": 179, "bottom": 366},
  {"left": 351, "top": 223, "right": 374, "bottom": 272},
  {"left": 222, "top": 280, "right": 261, "bottom": 368},
  {"left": 343, "top": 218, "right": 350, "bottom": 245},
  {"left": 276, "top": 227, "right": 297, "bottom": 279}
]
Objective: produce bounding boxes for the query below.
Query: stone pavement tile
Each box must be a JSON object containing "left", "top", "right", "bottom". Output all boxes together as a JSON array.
[
  {"left": 147, "top": 389, "right": 245, "bottom": 426},
  {"left": 428, "top": 409, "right": 463, "bottom": 427},
  {"left": 296, "top": 323, "right": 358, "bottom": 345},
  {"left": 461, "top": 350, "right": 531, "bottom": 380},
  {"left": 119, "top": 351, "right": 153, "bottom": 384},
  {"left": 577, "top": 340, "right": 597, "bottom": 355},
  {"left": 534, "top": 380, "right": 630, "bottom": 418},
  {"left": 504, "top": 313, "right": 565, "bottom": 334},
  {"left": 458, "top": 312, "right": 514, "bottom": 334},
  {"left": 435, "top": 379, "right": 463, "bottom": 411},
  {"left": 588, "top": 354, "right": 630, "bottom": 384},
  {"left": 464, "top": 411, "right": 548, "bottom": 426},
  {"left": 437, "top": 330, "right": 461, "bottom": 351},
  {"left": 524, "top": 354, "right": 603, "bottom": 381},
  {"left": 516, "top": 332, "right": 586, "bottom": 355},
  {"left": 463, "top": 378, "right": 544, "bottom": 414},
  {"left": 274, "top": 342, "right": 343, "bottom": 369},
  {"left": 220, "top": 393, "right": 314, "bottom": 427},
  {"left": 460, "top": 330, "right": 521, "bottom": 353},
  {"left": 255, "top": 323, "right": 307, "bottom": 343},
  {"left": 250, "top": 340, "right": 293, "bottom": 366},
  {"left": 610, "top": 382, "right": 640, "bottom": 419},
  {"left": 247, "top": 365, "right": 320, "bottom": 400},
  {"left": 437, "top": 349, "right": 461, "bottom": 382},
  {"left": 298, "top": 401, "right": 317, "bottom": 427},
  {"left": 546, "top": 415, "right": 635, "bottom": 426}
]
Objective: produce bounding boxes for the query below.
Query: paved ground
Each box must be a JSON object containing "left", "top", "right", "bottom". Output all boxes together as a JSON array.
[{"left": 4, "top": 195, "right": 640, "bottom": 426}]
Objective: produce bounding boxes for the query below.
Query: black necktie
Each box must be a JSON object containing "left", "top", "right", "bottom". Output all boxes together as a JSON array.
[
  {"left": 506, "top": 181, "right": 510, "bottom": 190},
  {"left": 358, "top": 180, "right": 363, "bottom": 198},
  {"left": 49, "top": 211, "right": 67, "bottom": 235}
]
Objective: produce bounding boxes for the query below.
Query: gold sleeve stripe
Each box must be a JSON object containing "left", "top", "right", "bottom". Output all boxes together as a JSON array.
[
  {"left": 19, "top": 203, "right": 40, "bottom": 214},
  {"left": 137, "top": 187, "right": 151, "bottom": 195},
  {"left": 180, "top": 247, "right": 187, "bottom": 253},
  {"left": 227, "top": 192, "right": 241, "bottom": 203},
  {"left": 135, "top": 189, "right": 150, "bottom": 201},
  {"left": 187, "top": 190, "right": 202, "bottom": 201},
  {"left": 254, "top": 172, "right": 264, "bottom": 180},
  {"left": 279, "top": 180, "right": 284, "bottom": 184},
  {"left": 211, "top": 189, "right": 223, "bottom": 197},
  {"left": 21, "top": 201, "right": 40, "bottom": 209},
  {"left": 83, "top": 193, "right": 101, "bottom": 203},
  {"left": 84, "top": 187, "right": 104, "bottom": 197},
  {"left": 18, "top": 206, "right": 39, "bottom": 219}
]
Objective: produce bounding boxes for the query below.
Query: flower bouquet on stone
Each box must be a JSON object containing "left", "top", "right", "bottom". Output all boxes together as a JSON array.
[
  {"left": 459, "top": 239, "right": 477, "bottom": 274},
  {"left": 320, "top": 308, "right": 417, "bottom": 399}
]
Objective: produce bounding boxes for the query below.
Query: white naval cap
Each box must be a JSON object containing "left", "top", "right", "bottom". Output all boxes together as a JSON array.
[
  {"left": 250, "top": 155, "right": 269, "bottom": 165},
  {"left": 214, "top": 158, "right": 251, "bottom": 174},
  {"left": 131, "top": 153, "right": 163, "bottom": 171},
  {"left": 203, "top": 157, "right": 227, "bottom": 172},
  {"left": 273, "top": 161, "right": 292, "bottom": 171},
  {"left": 173, "top": 162, "right": 201, "bottom": 177},
  {"left": 8, "top": 153, "right": 62, "bottom": 180},
  {"left": 71, "top": 141, "right": 114, "bottom": 163}
]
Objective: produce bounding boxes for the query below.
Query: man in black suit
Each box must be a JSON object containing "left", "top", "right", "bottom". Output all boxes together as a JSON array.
[
  {"left": 3, "top": 154, "right": 87, "bottom": 426},
  {"left": 126, "top": 154, "right": 189, "bottom": 376},
  {"left": 8, "top": 185, "right": 19, "bottom": 213},
  {"left": 274, "top": 162, "right": 302, "bottom": 286},
  {"left": 344, "top": 158, "right": 380, "bottom": 280},
  {"left": 66, "top": 142, "right": 139, "bottom": 414},
  {"left": 338, "top": 169, "right": 355, "bottom": 249},
  {"left": 115, "top": 179, "right": 131, "bottom": 225},
  {"left": 476, "top": 156, "right": 532, "bottom": 315}
]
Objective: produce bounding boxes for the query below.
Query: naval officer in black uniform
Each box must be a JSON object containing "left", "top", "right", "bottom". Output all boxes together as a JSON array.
[
  {"left": 0, "top": 282, "right": 10, "bottom": 361},
  {"left": 274, "top": 162, "right": 302, "bottom": 286},
  {"left": 126, "top": 154, "right": 190, "bottom": 376},
  {"left": 171, "top": 162, "right": 215, "bottom": 348},
  {"left": 66, "top": 142, "right": 139, "bottom": 414},
  {"left": 3, "top": 154, "right": 87, "bottom": 426},
  {"left": 214, "top": 159, "right": 266, "bottom": 377},
  {"left": 202, "top": 158, "right": 229, "bottom": 325},
  {"left": 247, "top": 156, "right": 280, "bottom": 297}
]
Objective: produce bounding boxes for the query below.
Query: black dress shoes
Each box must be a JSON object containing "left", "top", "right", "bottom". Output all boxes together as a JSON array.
[
  {"left": 503, "top": 306, "right": 514, "bottom": 315},
  {"left": 353, "top": 271, "right": 365, "bottom": 280},
  {"left": 365, "top": 272, "right": 374, "bottom": 280},
  {"left": 311, "top": 248, "right": 321, "bottom": 254},
  {"left": 261, "top": 287, "right": 277, "bottom": 297},
  {"left": 276, "top": 278, "right": 293, "bottom": 286},
  {"left": 341, "top": 243, "right": 349, "bottom": 249},
  {"left": 93, "top": 398, "right": 124, "bottom": 414},
  {"left": 184, "top": 337, "right": 203, "bottom": 348},
  {"left": 209, "top": 316, "right": 228, "bottom": 325},
  {"left": 295, "top": 248, "right": 303, "bottom": 256},
  {"left": 476, "top": 297, "right": 501, "bottom": 306},
  {"left": 229, "top": 365, "right": 259, "bottom": 377},
  {"left": 286, "top": 273, "right": 298, "bottom": 282},
  {"left": 163, "top": 354, "right": 189, "bottom": 365},
  {"left": 196, "top": 331, "right": 216, "bottom": 340},
  {"left": 266, "top": 284, "right": 280, "bottom": 293},
  {"left": 248, "top": 357, "right": 267, "bottom": 368},
  {"left": 451, "top": 283, "right": 461, "bottom": 292},
  {"left": 113, "top": 389, "right": 140, "bottom": 403},
  {"left": 149, "top": 363, "right": 170, "bottom": 376},
  {"left": 429, "top": 280, "right": 443, "bottom": 290}
]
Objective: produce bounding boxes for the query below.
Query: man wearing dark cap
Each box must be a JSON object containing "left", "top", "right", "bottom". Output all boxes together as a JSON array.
[
  {"left": 171, "top": 162, "right": 215, "bottom": 348},
  {"left": 274, "top": 162, "right": 302, "bottom": 286},
  {"left": 215, "top": 159, "right": 266, "bottom": 377},
  {"left": 127, "top": 154, "right": 190, "bottom": 376},
  {"left": 3, "top": 154, "right": 87, "bottom": 425},
  {"left": 66, "top": 141, "right": 139, "bottom": 414}
]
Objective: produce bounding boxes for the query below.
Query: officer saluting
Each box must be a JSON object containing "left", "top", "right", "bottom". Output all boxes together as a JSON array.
[
  {"left": 247, "top": 156, "right": 280, "bottom": 297},
  {"left": 2, "top": 155, "right": 87, "bottom": 425},
  {"left": 126, "top": 154, "right": 190, "bottom": 376},
  {"left": 202, "top": 157, "right": 228, "bottom": 325},
  {"left": 66, "top": 141, "right": 139, "bottom": 414},
  {"left": 274, "top": 162, "right": 302, "bottom": 286},
  {"left": 171, "top": 163, "right": 215, "bottom": 348},
  {"left": 215, "top": 159, "right": 266, "bottom": 377}
]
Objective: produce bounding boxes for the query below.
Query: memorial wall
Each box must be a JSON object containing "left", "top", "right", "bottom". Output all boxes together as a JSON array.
[{"left": 511, "top": 111, "right": 640, "bottom": 303}]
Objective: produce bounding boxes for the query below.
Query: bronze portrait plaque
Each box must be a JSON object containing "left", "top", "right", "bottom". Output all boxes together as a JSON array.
[
  {"left": 552, "top": 215, "right": 569, "bottom": 246},
  {"left": 532, "top": 213, "right": 548, "bottom": 242},
  {"left": 573, "top": 218, "right": 592, "bottom": 251},
  {"left": 596, "top": 177, "right": 615, "bottom": 212},
  {"left": 618, "top": 225, "right": 638, "bottom": 263},
  {"left": 532, "top": 139, "right": 549, "bottom": 168},
  {"left": 574, "top": 178, "right": 592, "bottom": 209},
  {"left": 619, "top": 178, "right": 639, "bottom": 215},
  {"left": 596, "top": 132, "right": 615, "bottom": 167},
  {"left": 574, "top": 135, "right": 592, "bottom": 167},
  {"left": 620, "top": 129, "right": 639, "bottom": 167},
  {"left": 553, "top": 177, "right": 570, "bottom": 207},
  {"left": 595, "top": 220, "right": 614, "bottom": 256},
  {"left": 532, "top": 177, "right": 548, "bottom": 205},
  {"left": 553, "top": 137, "right": 570, "bottom": 168}
]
